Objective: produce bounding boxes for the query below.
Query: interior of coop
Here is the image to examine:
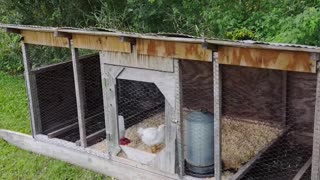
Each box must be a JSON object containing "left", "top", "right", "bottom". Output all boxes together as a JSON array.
[
  {"left": 180, "top": 60, "right": 317, "bottom": 173},
  {"left": 35, "top": 53, "right": 318, "bottom": 178}
]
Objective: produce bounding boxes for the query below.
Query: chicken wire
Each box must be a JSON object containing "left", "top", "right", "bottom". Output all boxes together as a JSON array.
[
  {"left": 117, "top": 79, "right": 165, "bottom": 129},
  {"left": 32, "top": 52, "right": 105, "bottom": 146},
  {"left": 180, "top": 60, "right": 315, "bottom": 179}
]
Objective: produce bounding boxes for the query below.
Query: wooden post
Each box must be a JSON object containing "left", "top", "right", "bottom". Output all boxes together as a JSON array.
[
  {"left": 312, "top": 61, "right": 320, "bottom": 180},
  {"left": 70, "top": 39, "right": 87, "bottom": 147},
  {"left": 174, "top": 59, "right": 184, "bottom": 178},
  {"left": 102, "top": 65, "right": 124, "bottom": 156},
  {"left": 213, "top": 52, "right": 222, "bottom": 180},
  {"left": 21, "top": 41, "right": 42, "bottom": 137}
]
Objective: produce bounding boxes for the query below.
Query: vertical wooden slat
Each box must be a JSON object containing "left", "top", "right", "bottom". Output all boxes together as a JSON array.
[
  {"left": 103, "top": 64, "right": 124, "bottom": 156},
  {"left": 213, "top": 52, "right": 222, "bottom": 180},
  {"left": 21, "top": 41, "right": 42, "bottom": 136},
  {"left": 70, "top": 39, "right": 87, "bottom": 147},
  {"left": 312, "top": 62, "right": 320, "bottom": 180},
  {"left": 174, "top": 59, "right": 184, "bottom": 178}
]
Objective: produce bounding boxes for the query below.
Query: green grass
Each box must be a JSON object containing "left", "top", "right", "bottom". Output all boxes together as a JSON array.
[{"left": 0, "top": 72, "right": 108, "bottom": 179}]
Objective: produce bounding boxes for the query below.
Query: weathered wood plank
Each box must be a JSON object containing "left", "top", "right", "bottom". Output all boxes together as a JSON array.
[
  {"left": 21, "top": 30, "right": 69, "bottom": 47},
  {"left": 99, "top": 47, "right": 174, "bottom": 72},
  {"left": 47, "top": 112, "right": 104, "bottom": 139},
  {"left": 312, "top": 62, "right": 320, "bottom": 180},
  {"left": 103, "top": 65, "right": 123, "bottom": 156},
  {"left": 174, "top": 59, "right": 185, "bottom": 178},
  {"left": 0, "top": 129, "right": 179, "bottom": 180},
  {"left": 73, "top": 34, "right": 131, "bottom": 53},
  {"left": 218, "top": 47, "right": 317, "bottom": 73},
  {"left": 293, "top": 157, "right": 311, "bottom": 180},
  {"left": 70, "top": 40, "right": 87, "bottom": 147},
  {"left": 116, "top": 67, "right": 176, "bottom": 107},
  {"left": 21, "top": 41, "right": 42, "bottom": 136},
  {"left": 75, "top": 128, "right": 106, "bottom": 146},
  {"left": 137, "top": 39, "right": 212, "bottom": 61},
  {"left": 213, "top": 52, "right": 222, "bottom": 180},
  {"left": 150, "top": 100, "right": 176, "bottom": 174}
]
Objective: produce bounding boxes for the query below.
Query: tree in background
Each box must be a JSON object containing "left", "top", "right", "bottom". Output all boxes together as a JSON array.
[{"left": 1, "top": 0, "right": 320, "bottom": 74}]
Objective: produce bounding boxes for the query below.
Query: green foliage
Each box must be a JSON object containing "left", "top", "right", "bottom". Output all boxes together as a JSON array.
[
  {"left": 226, "top": 28, "right": 257, "bottom": 40},
  {"left": 0, "top": 31, "right": 23, "bottom": 74},
  {"left": 1, "top": 0, "right": 320, "bottom": 73}
]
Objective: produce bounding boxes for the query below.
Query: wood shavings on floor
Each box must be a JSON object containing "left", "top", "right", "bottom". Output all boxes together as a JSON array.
[{"left": 222, "top": 116, "right": 282, "bottom": 170}]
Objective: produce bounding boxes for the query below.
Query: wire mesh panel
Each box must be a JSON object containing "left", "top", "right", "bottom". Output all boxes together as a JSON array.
[
  {"left": 180, "top": 60, "right": 316, "bottom": 179},
  {"left": 33, "top": 54, "right": 105, "bottom": 145},
  {"left": 116, "top": 79, "right": 166, "bottom": 158},
  {"left": 180, "top": 60, "right": 215, "bottom": 178}
]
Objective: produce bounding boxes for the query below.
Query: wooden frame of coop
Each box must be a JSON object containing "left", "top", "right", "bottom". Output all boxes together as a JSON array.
[{"left": 0, "top": 24, "right": 320, "bottom": 180}]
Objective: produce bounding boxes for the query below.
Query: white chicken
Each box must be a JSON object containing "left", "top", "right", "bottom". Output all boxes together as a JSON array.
[{"left": 138, "top": 124, "right": 165, "bottom": 153}]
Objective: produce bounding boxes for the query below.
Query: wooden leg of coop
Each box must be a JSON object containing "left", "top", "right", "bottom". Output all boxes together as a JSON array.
[
  {"left": 70, "top": 39, "right": 87, "bottom": 148},
  {"left": 213, "top": 52, "right": 222, "bottom": 180},
  {"left": 175, "top": 59, "right": 184, "bottom": 178},
  {"left": 21, "top": 41, "right": 42, "bottom": 137},
  {"left": 312, "top": 62, "right": 320, "bottom": 180}
]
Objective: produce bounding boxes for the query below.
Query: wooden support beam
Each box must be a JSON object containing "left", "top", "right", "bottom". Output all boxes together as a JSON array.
[
  {"left": 312, "top": 62, "right": 320, "bottom": 180},
  {"left": 102, "top": 65, "right": 124, "bottom": 156},
  {"left": 21, "top": 30, "right": 69, "bottom": 47},
  {"left": 70, "top": 39, "right": 87, "bottom": 148},
  {"left": 137, "top": 39, "right": 212, "bottom": 61},
  {"left": 99, "top": 47, "right": 174, "bottom": 72},
  {"left": 75, "top": 128, "right": 106, "bottom": 146},
  {"left": 72, "top": 34, "right": 131, "bottom": 53},
  {"left": 21, "top": 41, "right": 42, "bottom": 136},
  {"left": 293, "top": 157, "right": 312, "bottom": 180},
  {"left": 213, "top": 52, "right": 222, "bottom": 180},
  {"left": 174, "top": 59, "right": 185, "bottom": 178},
  {"left": 218, "top": 46, "right": 317, "bottom": 73},
  {"left": 47, "top": 112, "right": 104, "bottom": 139},
  {"left": 47, "top": 121, "right": 78, "bottom": 138}
]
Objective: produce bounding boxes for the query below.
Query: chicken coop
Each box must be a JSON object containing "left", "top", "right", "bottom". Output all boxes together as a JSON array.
[{"left": 0, "top": 24, "right": 320, "bottom": 180}]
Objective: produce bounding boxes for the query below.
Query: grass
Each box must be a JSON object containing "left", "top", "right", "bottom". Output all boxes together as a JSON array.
[{"left": 0, "top": 72, "right": 108, "bottom": 179}]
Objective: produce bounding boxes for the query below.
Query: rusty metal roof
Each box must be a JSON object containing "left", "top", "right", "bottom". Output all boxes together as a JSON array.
[{"left": 1, "top": 24, "right": 320, "bottom": 53}]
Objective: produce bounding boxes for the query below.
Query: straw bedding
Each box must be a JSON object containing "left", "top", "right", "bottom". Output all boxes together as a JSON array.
[{"left": 123, "top": 110, "right": 282, "bottom": 170}]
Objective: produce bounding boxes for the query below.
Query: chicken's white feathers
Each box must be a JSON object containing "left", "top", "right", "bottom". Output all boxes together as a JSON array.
[{"left": 138, "top": 124, "right": 165, "bottom": 146}]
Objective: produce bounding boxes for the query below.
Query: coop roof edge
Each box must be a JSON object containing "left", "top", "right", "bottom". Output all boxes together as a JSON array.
[{"left": 1, "top": 23, "right": 320, "bottom": 54}]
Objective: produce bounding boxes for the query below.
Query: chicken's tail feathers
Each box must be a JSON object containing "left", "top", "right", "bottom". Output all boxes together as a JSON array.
[{"left": 137, "top": 127, "right": 144, "bottom": 136}]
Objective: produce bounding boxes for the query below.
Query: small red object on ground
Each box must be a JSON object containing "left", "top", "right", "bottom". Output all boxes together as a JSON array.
[{"left": 120, "top": 137, "right": 131, "bottom": 145}]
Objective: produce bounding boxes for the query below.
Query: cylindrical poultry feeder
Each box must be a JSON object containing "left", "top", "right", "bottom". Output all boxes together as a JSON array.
[{"left": 185, "top": 111, "right": 215, "bottom": 177}]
